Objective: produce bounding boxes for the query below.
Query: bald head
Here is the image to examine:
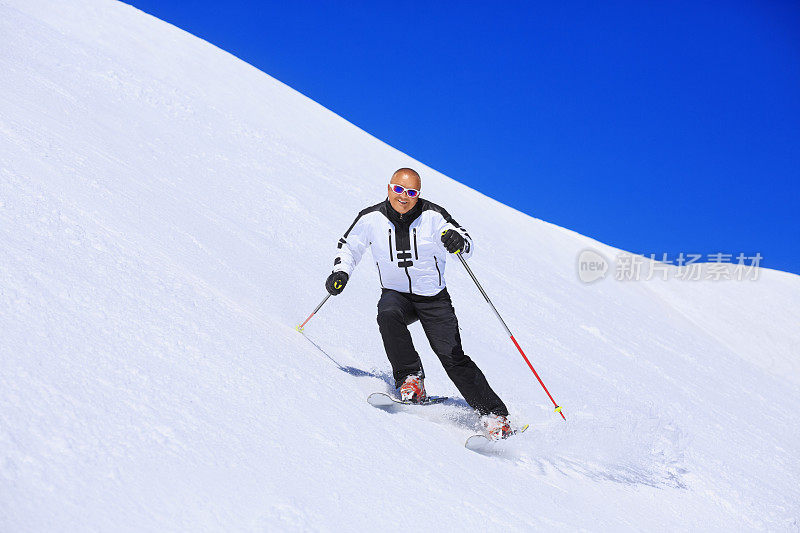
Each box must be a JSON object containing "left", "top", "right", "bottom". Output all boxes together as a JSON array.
[
  {"left": 387, "top": 168, "right": 421, "bottom": 214},
  {"left": 391, "top": 168, "right": 421, "bottom": 190}
]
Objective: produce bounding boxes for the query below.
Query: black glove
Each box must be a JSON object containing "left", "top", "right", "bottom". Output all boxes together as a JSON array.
[
  {"left": 441, "top": 229, "right": 465, "bottom": 254},
  {"left": 325, "top": 271, "right": 349, "bottom": 295}
]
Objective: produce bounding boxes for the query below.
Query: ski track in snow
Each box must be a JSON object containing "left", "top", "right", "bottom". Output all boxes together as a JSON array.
[{"left": 1, "top": 0, "right": 799, "bottom": 531}]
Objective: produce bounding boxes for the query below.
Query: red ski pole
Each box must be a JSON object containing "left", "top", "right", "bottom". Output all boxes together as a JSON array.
[
  {"left": 456, "top": 252, "right": 565, "bottom": 420},
  {"left": 296, "top": 294, "right": 331, "bottom": 333}
]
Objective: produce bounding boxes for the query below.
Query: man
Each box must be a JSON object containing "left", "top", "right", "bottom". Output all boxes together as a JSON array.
[{"left": 325, "top": 168, "right": 512, "bottom": 439}]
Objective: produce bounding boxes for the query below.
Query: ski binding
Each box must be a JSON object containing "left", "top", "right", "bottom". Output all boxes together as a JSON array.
[
  {"left": 367, "top": 392, "right": 448, "bottom": 408},
  {"left": 465, "top": 424, "right": 529, "bottom": 452}
]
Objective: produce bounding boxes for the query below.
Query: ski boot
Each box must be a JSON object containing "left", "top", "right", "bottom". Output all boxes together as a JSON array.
[
  {"left": 481, "top": 413, "right": 513, "bottom": 440},
  {"left": 399, "top": 373, "right": 427, "bottom": 403}
]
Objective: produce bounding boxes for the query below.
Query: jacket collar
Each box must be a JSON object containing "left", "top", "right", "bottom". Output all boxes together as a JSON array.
[{"left": 383, "top": 197, "right": 424, "bottom": 226}]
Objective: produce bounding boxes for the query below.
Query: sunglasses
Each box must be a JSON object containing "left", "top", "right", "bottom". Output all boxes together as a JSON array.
[{"left": 390, "top": 184, "right": 420, "bottom": 198}]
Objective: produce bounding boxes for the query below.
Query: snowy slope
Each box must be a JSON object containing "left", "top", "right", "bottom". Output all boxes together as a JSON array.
[{"left": 1, "top": 1, "right": 799, "bottom": 530}]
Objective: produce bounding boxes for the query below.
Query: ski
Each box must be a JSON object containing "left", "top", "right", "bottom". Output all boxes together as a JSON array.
[
  {"left": 465, "top": 424, "right": 529, "bottom": 452},
  {"left": 367, "top": 392, "right": 448, "bottom": 408}
]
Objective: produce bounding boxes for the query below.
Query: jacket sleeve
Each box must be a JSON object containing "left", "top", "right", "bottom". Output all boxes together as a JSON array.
[
  {"left": 436, "top": 210, "right": 474, "bottom": 260},
  {"left": 333, "top": 212, "right": 370, "bottom": 275}
]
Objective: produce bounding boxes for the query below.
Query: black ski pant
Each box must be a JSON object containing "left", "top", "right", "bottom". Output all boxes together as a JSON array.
[{"left": 376, "top": 288, "right": 508, "bottom": 417}]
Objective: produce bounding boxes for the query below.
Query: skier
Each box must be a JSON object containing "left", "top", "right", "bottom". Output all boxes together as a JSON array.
[{"left": 325, "top": 168, "right": 512, "bottom": 439}]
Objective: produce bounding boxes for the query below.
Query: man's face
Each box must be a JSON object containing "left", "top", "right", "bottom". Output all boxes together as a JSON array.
[{"left": 387, "top": 173, "right": 421, "bottom": 214}]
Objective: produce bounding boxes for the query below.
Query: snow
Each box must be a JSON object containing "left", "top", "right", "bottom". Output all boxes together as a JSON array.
[{"left": 1, "top": 1, "right": 799, "bottom": 530}]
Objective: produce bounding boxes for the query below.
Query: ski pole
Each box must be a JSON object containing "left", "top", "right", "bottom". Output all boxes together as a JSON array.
[
  {"left": 455, "top": 252, "right": 566, "bottom": 420},
  {"left": 296, "top": 294, "right": 330, "bottom": 332}
]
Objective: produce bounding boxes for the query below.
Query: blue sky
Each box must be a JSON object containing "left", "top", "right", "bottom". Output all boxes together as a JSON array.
[{"left": 126, "top": 1, "right": 799, "bottom": 275}]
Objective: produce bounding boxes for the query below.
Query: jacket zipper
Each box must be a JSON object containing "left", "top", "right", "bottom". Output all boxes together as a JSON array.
[
  {"left": 434, "top": 256, "right": 441, "bottom": 286},
  {"left": 413, "top": 227, "right": 418, "bottom": 260},
  {"left": 388, "top": 229, "right": 393, "bottom": 262},
  {"left": 376, "top": 262, "right": 383, "bottom": 287}
]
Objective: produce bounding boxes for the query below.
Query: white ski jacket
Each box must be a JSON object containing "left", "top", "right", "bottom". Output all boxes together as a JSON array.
[{"left": 333, "top": 198, "right": 473, "bottom": 296}]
